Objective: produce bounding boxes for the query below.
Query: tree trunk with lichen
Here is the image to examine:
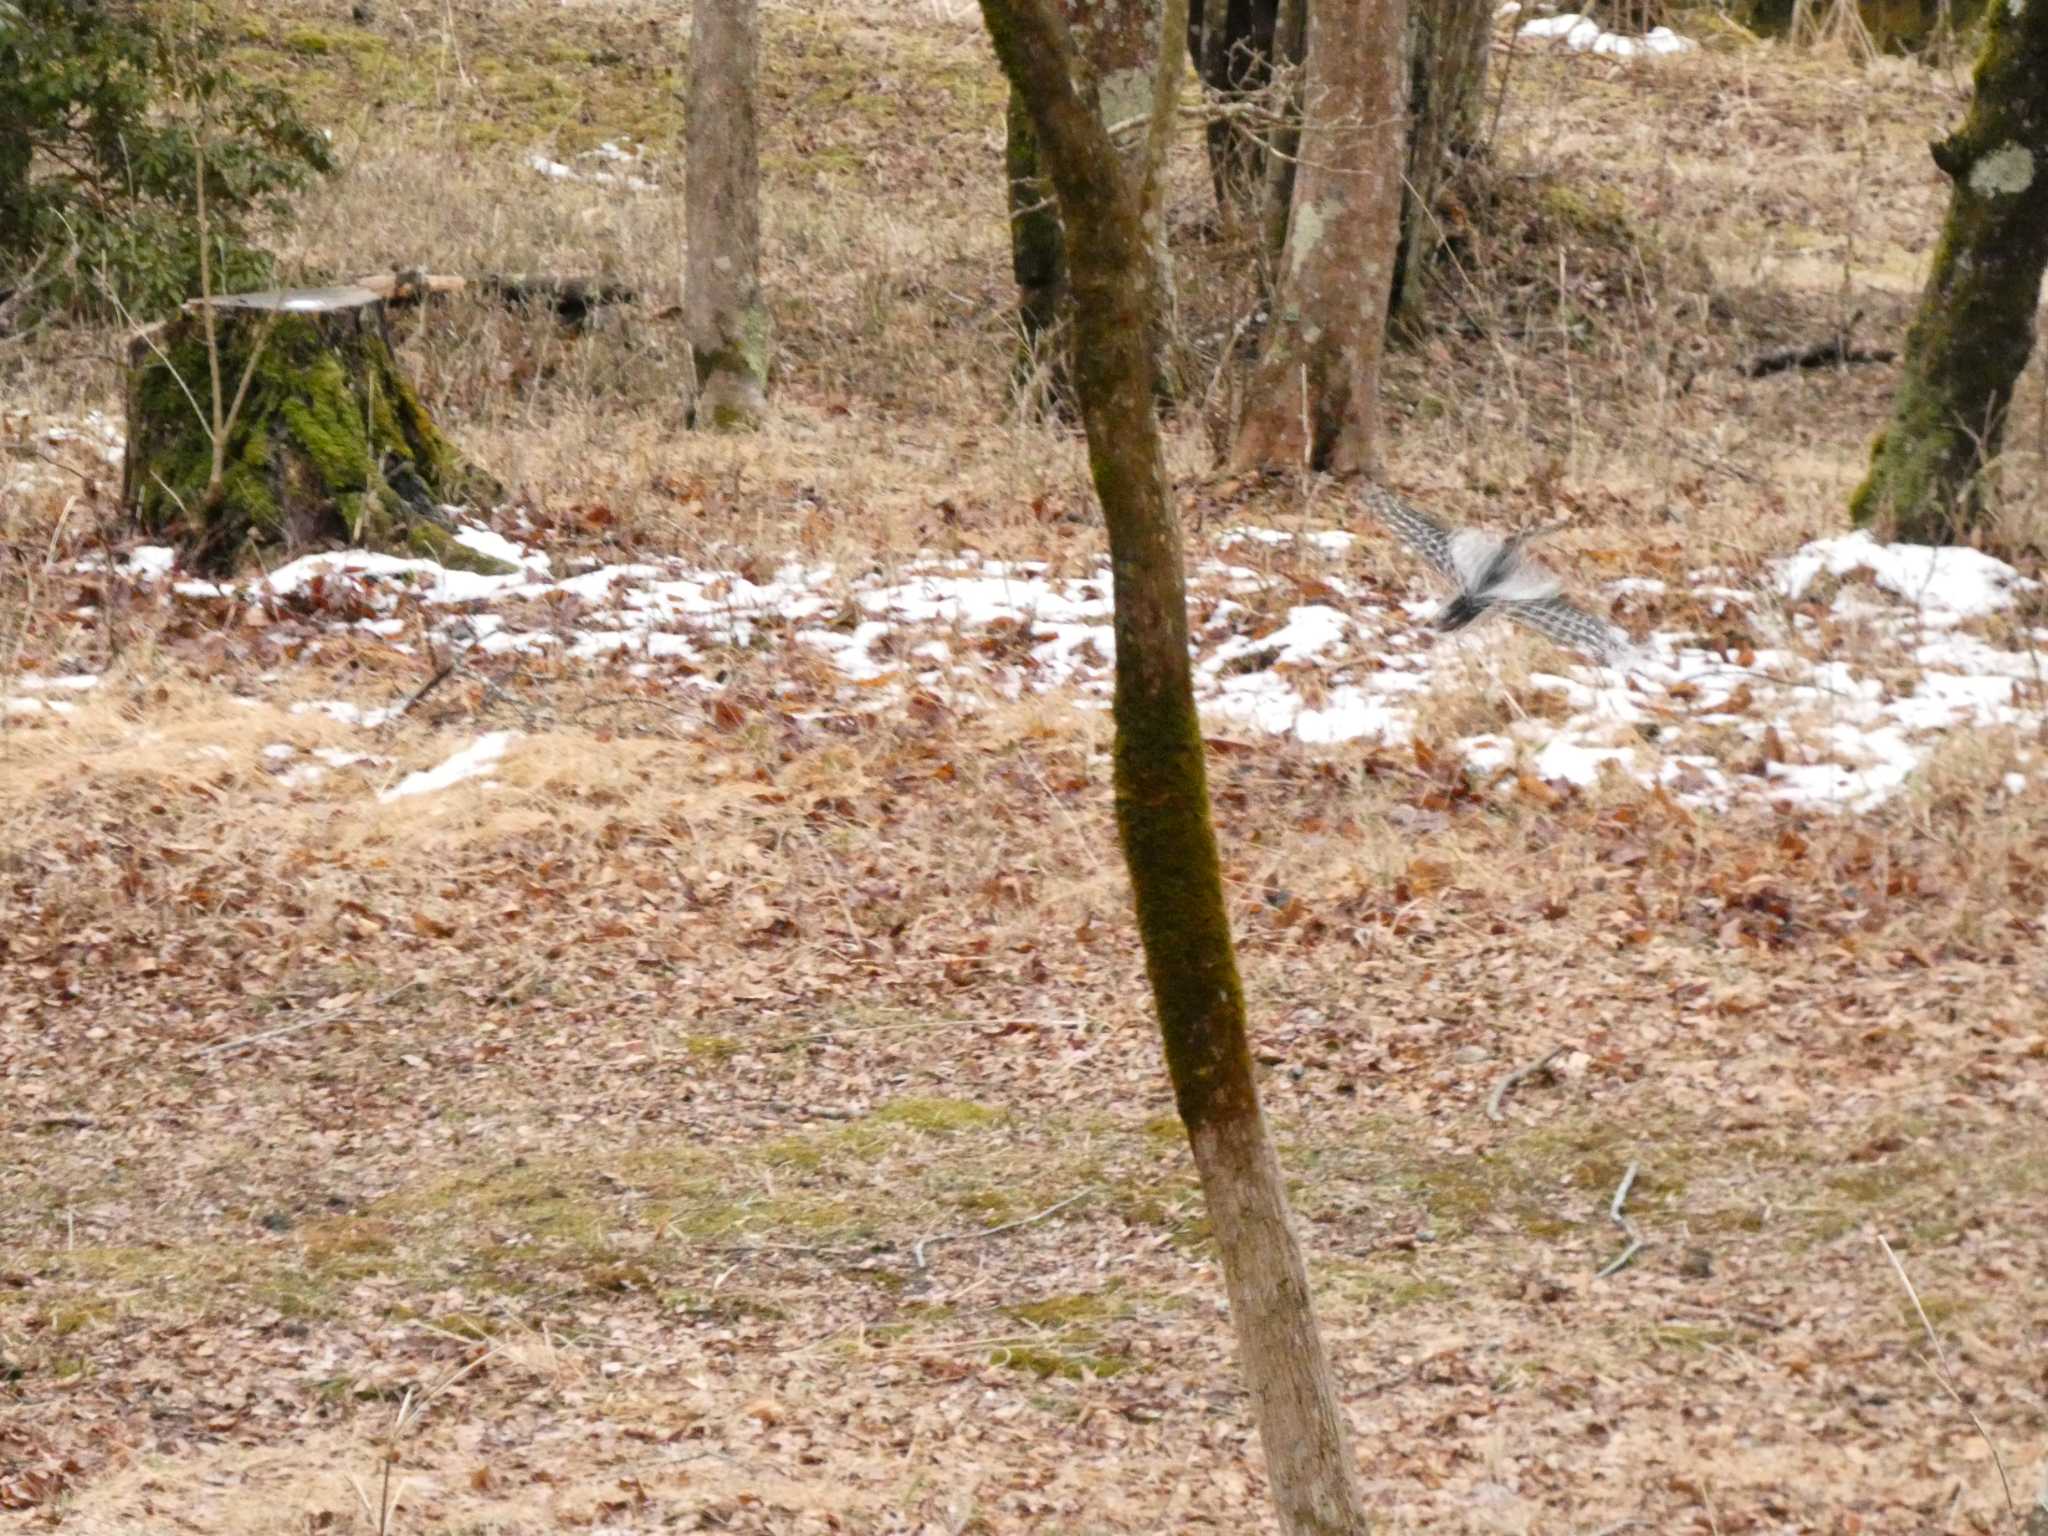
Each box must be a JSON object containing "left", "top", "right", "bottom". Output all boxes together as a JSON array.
[
  {"left": 122, "top": 288, "right": 505, "bottom": 574},
  {"left": 1850, "top": 0, "right": 2048, "bottom": 542},
  {"left": 1234, "top": 0, "right": 1410, "bottom": 474},
  {"left": 685, "top": 0, "right": 770, "bottom": 430},
  {"left": 1003, "top": 0, "right": 1177, "bottom": 412},
  {"left": 978, "top": 3, "right": 1369, "bottom": 1533}
]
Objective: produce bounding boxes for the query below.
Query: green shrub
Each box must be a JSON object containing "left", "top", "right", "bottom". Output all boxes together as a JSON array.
[{"left": 0, "top": 0, "right": 334, "bottom": 325}]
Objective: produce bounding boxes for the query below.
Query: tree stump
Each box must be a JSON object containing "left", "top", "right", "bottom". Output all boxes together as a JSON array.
[{"left": 122, "top": 286, "right": 509, "bottom": 573}]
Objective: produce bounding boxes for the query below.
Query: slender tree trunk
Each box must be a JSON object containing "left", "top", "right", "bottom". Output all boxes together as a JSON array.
[
  {"left": 1260, "top": 0, "right": 1308, "bottom": 270},
  {"left": 1001, "top": 0, "right": 1178, "bottom": 410},
  {"left": 1850, "top": 0, "right": 2048, "bottom": 541},
  {"left": 978, "top": 3, "right": 1368, "bottom": 1532},
  {"left": 1189, "top": 0, "right": 1281, "bottom": 216},
  {"left": 684, "top": 0, "right": 769, "bottom": 430},
  {"left": 0, "top": 130, "right": 31, "bottom": 262},
  {"left": 1007, "top": 87, "right": 1071, "bottom": 409},
  {"left": 1391, "top": 0, "right": 1490, "bottom": 320},
  {"left": 1232, "top": 0, "right": 1410, "bottom": 474}
]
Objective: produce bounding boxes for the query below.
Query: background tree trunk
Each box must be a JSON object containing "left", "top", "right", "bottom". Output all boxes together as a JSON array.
[
  {"left": 685, "top": 0, "right": 770, "bottom": 431},
  {"left": 1233, "top": 0, "right": 1410, "bottom": 474},
  {"left": 123, "top": 289, "right": 505, "bottom": 574},
  {"left": 1260, "top": 0, "right": 1308, "bottom": 269},
  {"left": 1849, "top": 0, "right": 2048, "bottom": 541},
  {"left": 0, "top": 129, "right": 30, "bottom": 262},
  {"left": 1391, "top": 0, "right": 1491, "bottom": 320},
  {"left": 977, "top": 3, "right": 1369, "bottom": 1533},
  {"left": 1001, "top": 0, "right": 1177, "bottom": 410},
  {"left": 1189, "top": 0, "right": 1281, "bottom": 216},
  {"left": 1006, "top": 88, "right": 1071, "bottom": 411}
]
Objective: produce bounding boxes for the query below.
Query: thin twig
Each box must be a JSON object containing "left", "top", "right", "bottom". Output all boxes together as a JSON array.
[
  {"left": 188, "top": 981, "right": 415, "bottom": 1058},
  {"left": 1596, "top": 1160, "right": 1645, "bottom": 1278},
  {"left": 1878, "top": 1234, "right": 2016, "bottom": 1516},
  {"left": 912, "top": 1192, "right": 1089, "bottom": 1271},
  {"left": 1485, "top": 1044, "right": 1565, "bottom": 1122},
  {"left": 393, "top": 630, "right": 470, "bottom": 720}
]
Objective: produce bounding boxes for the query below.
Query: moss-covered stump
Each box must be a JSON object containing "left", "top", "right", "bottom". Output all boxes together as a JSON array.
[{"left": 123, "top": 286, "right": 510, "bottom": 573}]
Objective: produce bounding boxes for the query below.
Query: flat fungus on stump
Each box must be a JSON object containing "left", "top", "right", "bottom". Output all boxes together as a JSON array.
[{"left": 123, "top": 286, "right": 510, "bottom": 573}]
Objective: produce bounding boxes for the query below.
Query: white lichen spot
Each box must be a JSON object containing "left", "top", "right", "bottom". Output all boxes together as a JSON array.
[
  {"left": 1096, "top": 67, "right": 1153, "bottom": 138},
  {"left": 1970, "top": 142, "right": 2034, "bottom": 197},
  {"left": 1288, "top": 201, "right": 1328, "bottom": 272},
  {"left": 2010, "top": 0, "right": 2023, "bottom": 20}
]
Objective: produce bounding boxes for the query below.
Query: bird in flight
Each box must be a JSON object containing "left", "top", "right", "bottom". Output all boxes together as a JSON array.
[{"left": 1358, "top": 483, "right": 1630, "bottom": 663}]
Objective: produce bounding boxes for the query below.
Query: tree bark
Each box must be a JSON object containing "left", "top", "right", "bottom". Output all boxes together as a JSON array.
[
  {"left": 1391, "top": 0, "right": 1491, "bottom": 320},
  {"left": 1260, "top": 0, "right": 1308, "bottom": 269},
  {"left": 1232, "top": 0, "right": 1410, "bottom": 474},
  {"left": 1849, "top": 0, "right": 2048, "bottom": 541},
  {"left": 1189, "top": 0, "right": 1281, "bottom": 216},
  {"left": 123, "top": 289, "right": 505, "bottom": 574},
  {"left": 977, "top": 4, "right": 1368, "bottom": 1533},
  {"left": 1006, "top": 87, "right": 1071, "bottom": 410},
  {"left": 685, "top": 0, "right": 770, "bottom": 430},
  {"left": 0, "top": 127, "right": 31, "bottom": 263},
  {"left": 1001, "top": 0, "right": 1178, "bottom": 411}
]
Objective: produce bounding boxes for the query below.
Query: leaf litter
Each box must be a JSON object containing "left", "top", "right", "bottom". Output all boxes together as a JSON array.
[{"left": 4, "top": 16, "right": 2048, "bottom": 1535}]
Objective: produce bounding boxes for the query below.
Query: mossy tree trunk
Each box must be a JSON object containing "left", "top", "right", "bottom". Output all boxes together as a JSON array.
[
  {"left": 1391, "top": 0, "right": 1490, "bottom": 320},
  {"left": 123, "top": 289, "right": 505, "bottom": 574},
  {"left": 1850, "top": 0, "right": 2048, "bottom": 542},
  {"left": 978, "top": 3, "right": 1369, "bottom": 1533},
  {"left": 1001, "top": 0, "right": 1178, "bottom": 413},
  {"left": 1233, "top": 0, "right": 1410, "bottom": 473},
  {"left": 685, "top": 0, "right": 770, "bottom": 430}
]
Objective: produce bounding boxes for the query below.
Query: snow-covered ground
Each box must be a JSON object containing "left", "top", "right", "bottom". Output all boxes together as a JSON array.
[
  {"left": 15, "top": 517, "right": 2044, "bottom": 816},
  {"left": 1498, "top": 2, "right": 1699, "bottom": 56}
]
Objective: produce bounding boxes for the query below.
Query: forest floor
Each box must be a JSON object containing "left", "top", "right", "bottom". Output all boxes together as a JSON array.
[{"left": 4, "top": 2, "right": 2047, "bottom": 1532}]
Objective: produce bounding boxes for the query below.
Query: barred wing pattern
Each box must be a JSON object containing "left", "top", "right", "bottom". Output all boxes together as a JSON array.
[
  {"left": 1357, "top": 483, "right": 1459, "bottom": 581},
  {"left": 1501, "top": 593, "right": 1629, "bottom": 660},
  {"left": 1357, "top": 483, "right": 1629, "bottom": 664}
]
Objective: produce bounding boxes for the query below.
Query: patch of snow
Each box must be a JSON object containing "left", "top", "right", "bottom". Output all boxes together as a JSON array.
[
  {"left": 378, "top": 732, "right": 518, "bottom": 803},
  {"left": 1519, "top": 12, "right": 1697, "bottom": 53},
  {"left": 126, "top": 546, "right": 177, "bottom": 577},
  {"left": 293, "top": 700, "right": 397, "bottom": 729},
  {"left": 454, "top": 522, "right": 551, "bottom": 574},
  {"left": 1775, "top": 531, "right": 2028, "bottom": 616},
  {"left": 15, "top": 673, "right": 98, "bottom": 693},
  {"left": 526, "top": 151, "right": 656, "bottom": 192}
]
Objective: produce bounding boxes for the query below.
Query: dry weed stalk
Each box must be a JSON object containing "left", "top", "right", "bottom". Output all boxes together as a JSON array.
[
  {"left": 1877, "top": 1233, "right": 2016, "bottom": 1520},
  {"left": 346, "top": 1345, "right": 497, "bottom": 1536}
]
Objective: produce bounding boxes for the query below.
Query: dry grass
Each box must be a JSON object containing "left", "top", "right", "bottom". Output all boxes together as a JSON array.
[{"left": 5, "top": 4, "right": 2048, "bottom": 1533}]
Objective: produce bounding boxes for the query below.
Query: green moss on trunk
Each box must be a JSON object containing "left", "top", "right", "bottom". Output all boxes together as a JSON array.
[
  {"left": 1851, "top": 0, "right": 2048, "bottom": 542},
  {"left": 123, "top": 304, "right": 506, "bottom": 573},
  {"left": 980, "top": 4, "right": 1369, "bottom": 1530},
  {"left": 690, "top": 300, "right": 772, "bottom": 431}
]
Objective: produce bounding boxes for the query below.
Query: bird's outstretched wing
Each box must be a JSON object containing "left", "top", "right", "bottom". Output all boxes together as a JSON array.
[
  {"left": 1357, "top": 483, "right": 1459, "bottom": 581},
  {"left": 1501, "top": 594, "right": 1630, "bottom": 662}
]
